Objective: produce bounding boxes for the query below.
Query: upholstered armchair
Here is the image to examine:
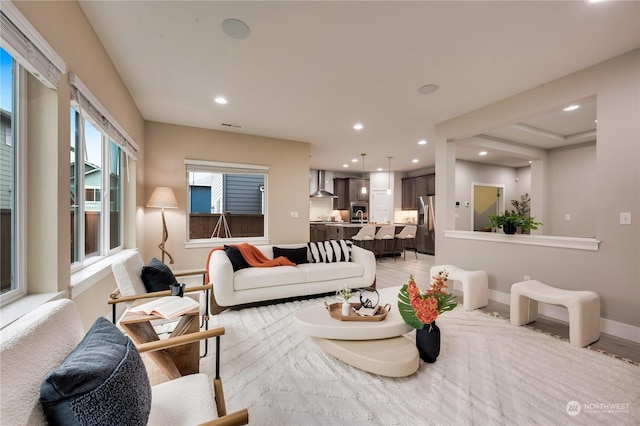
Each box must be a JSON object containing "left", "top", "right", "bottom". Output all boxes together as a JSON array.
[{"left": 0, "top": 299, "right": 249, "bottom": 425}]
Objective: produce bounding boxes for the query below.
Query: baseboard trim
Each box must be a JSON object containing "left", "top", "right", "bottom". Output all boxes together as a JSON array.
[{"left": 485, "top": 288, "right": 640, "bottom": 344}]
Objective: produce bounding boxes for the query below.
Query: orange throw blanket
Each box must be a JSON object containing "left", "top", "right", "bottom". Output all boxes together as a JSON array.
[{"left": 205, "top": 243, "right": 295, "bottom": 283}]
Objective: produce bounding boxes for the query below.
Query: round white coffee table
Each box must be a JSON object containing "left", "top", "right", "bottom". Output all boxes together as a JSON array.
[{"left": 293, "top": 303, "right": 419, "bottom": 377}]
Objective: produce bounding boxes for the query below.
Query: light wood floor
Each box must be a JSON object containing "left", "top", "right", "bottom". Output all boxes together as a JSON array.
[{"left": 375, "top": 252, "right": 640, "bottom": 364}]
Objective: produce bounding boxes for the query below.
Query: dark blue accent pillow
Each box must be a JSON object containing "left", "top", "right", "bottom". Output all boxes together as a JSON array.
[
  {"left": 141, "top": 257, "right": 178, "bottom": 292},
  {"left": 273, "top": 246, "right": 308, "bottom": 265},
  {"left": 40, "top": 318, "right": 151, "bottom": 426},
  {"left": 224, "top": 245, "right": 251, "bottom": 272}
]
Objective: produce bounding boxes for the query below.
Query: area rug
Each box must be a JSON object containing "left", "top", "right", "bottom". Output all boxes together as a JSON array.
[{"left": 202, "top": 287, "right": 639, "bottom": 425}]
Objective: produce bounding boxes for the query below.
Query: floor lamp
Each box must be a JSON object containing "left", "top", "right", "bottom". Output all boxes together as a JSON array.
[{"left": 147, "top": 186, "right": 178, "bottom": 264}]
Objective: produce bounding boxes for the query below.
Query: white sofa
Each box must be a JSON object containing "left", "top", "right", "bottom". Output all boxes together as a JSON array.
[{"left": 207, "top": 243, "right": 376, "bottom": 311}]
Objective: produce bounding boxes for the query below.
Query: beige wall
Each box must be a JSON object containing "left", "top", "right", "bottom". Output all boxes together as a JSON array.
[
  {"left": 435, "top": 49, "right": 640, "bottom": 328},
  {"left": 13, "top": 1, "right": 146, "bottom": 329},
  {"left": 142, "top": 122, "right": 311, "bottom": 271}
]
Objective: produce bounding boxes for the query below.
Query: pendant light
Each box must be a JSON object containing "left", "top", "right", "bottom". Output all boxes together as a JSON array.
[
  {"left": 360, "top": 153, "right": 367, "bottom": 195},
  {"left": 386, "top": 156, "right": 392, "bottom": 195}
]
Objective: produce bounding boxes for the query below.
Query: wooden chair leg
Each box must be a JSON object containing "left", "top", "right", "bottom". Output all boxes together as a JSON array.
[{"left": 213, "top": 377, "right": 227, "bottom": 417}]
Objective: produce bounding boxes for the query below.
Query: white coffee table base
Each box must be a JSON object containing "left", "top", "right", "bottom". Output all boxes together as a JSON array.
[{"left": 311, "top": 336, "right": 419, "bottom": 377}]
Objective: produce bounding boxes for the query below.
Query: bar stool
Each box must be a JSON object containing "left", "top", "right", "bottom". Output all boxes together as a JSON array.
[
  {"left": 351, "top": 225, "right": 376, "bottom": 251},
  {"left": 373, "top": 225, "right": 395, "bottom": 262},
  {"left": 393, "top": 225, "right": 418, "bottom": 260}
]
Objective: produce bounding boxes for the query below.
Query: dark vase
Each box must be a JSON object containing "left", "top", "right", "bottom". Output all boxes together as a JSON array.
[
  {"left": 503, "top": 223, "right": 517, "bottom": 234},
  {"left": 415, "top": 322, "right": 441, "bottom": 363}
]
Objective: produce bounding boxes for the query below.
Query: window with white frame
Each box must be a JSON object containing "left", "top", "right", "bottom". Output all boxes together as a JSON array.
[
  {"left": 185, "top": 159, "right": 268, "bottom": 241},
  {"left": 0, "top": 47, "right": 20, "bottom": 302},
  {"left": 1, "top": 3, "right": 65, "bottom": 305},
  {"left": 70, "top": 74, "right": 134, "bottom": 268}
]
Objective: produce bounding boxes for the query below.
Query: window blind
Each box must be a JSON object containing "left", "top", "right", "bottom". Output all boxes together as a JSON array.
[
  {"left": 0, "top": 4, "right": 65, "bottom": 89},
  {"left": 69, "top": 73, "right": 138, "bottom": 160}
]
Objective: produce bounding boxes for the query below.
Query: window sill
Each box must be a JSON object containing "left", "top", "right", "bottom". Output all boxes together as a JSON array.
[
  {"left": 70, "top": 249, "right": 139, "bottom": 298},
  {"left": 0, "top": 292, "right": 65, "bottom": 330},
  {"left": 185, "top": 237, "right": 270, "bottom": 249},
  {"left": 444, "top": 230, "right": 600, "bottom": 251}
]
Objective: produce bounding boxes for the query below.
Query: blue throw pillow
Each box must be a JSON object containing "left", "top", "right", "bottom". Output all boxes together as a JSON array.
[
  {"left": 224, "top": 245, "right": 251, "bottom": 272},
  {"left": 141, "top": 257, "right": 178, "bottom": 292},
  {"left": 40, "top": 318, "right": 152, "bottom": 426}
]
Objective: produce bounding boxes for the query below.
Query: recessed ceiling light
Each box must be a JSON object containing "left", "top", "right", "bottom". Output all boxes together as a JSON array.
[
  {"left": 418, "top": 84, "right": 439, "bottom": 95},
  {"left": 377, "top": 167, "right": 383, "bottom": 171},
  {"left": 221, "top": 18, "right": 250, "bottom": 39},
  {"left": 479, "top": 151, "right": 488, "bottom": 156},
  {"left": 412, "top": 159, "right": 419, "bottom": 163},
  {"left": 353, "top": 123, "right": 364, "bottom": 130},
  {"left": 214, "top": 96, "right": 228, "bottom": 105},
  {"left": 563, "top": 105, "right": 580, "bottom": 112},
  {"left": 343, "top": 164, "right": 349, "bottom": 168},
  {"left": 418, "top": 140, "right": 427, "bottom": 145},
  {"left": 351, "top": 158, "right": 358, "bottom": 163},
  {"left": 529, "top": 160, "right": 533, "bottom": 164}
]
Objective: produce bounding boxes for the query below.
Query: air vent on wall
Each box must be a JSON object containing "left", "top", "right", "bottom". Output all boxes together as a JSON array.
[{"left": 221, "top": 123, "right": 242, "bottom": 128}]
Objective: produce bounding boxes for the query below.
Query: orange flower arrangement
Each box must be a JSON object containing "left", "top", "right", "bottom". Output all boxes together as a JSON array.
[{"left": 398, "top": 271, "right": 457, "bottom": 330}]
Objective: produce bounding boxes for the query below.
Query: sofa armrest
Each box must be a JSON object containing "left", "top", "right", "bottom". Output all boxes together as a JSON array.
[
  {"left": 350, "top": 244, "right": 376, "bottom": 287},
  {"left": 207, "top": 250, "right": 235, "bottom": 312}
]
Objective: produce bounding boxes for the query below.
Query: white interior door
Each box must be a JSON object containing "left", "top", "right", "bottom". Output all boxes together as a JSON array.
[{"left": 371, "top": 190, "right": 392, "bottom": 223}]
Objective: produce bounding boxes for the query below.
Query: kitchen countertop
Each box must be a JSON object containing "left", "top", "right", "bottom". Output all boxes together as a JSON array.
[{"left": 311, "top": 222, "right": 414, "bottom": 227}]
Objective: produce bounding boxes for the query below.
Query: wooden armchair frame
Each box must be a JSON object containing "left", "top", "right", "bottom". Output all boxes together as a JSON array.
[
  {"left": 108, "top": 268, "right": 212, "bottom": 355},
  {"left": 136, "top": 327, "right": 248, "bottom": 425}
]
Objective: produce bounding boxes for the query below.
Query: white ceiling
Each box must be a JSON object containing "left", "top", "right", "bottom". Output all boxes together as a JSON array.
[
  {"left": 456, "top": 95, "right": 598, "bottom": 168},
  {"left": 78, "top": 1, "right": 639, "bottom": 173}
]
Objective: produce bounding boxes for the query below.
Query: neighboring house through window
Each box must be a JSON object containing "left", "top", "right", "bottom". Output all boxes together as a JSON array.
[{"left": 186, "top": 159, "right": 268, "bottom": 242}]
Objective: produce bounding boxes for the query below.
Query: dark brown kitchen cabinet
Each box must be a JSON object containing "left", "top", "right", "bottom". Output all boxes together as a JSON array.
[
  {"left": 401, "top": 178, "right": 416, "bottom": 209},
  {"left": 426, "top": 174, "right": 435, "bottom": 195},
  {"left": 348, "top": 178, "right": 369, "bottom": 202},
  {"left": 309, "top": 224, "right": 326, "bottom": 242},
  {"left": 333, "top": 178, "right": 349, "bottom": 210},
  {"left": 402, "top": 174, "right": 435, "bottom": 209},
  {"left": 334, "top": 178, "right": 369, "bottom": 209}
]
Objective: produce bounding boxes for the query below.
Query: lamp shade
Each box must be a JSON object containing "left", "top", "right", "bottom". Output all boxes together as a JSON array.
[{"left": 146, "top": 186, "right": 178, "bottom": 209}]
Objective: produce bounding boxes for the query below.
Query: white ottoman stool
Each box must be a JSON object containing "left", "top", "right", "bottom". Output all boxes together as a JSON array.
[
  {"left": 510, "top": 280, "right": 600, "bottom": 347},
  {"left": 430, "top": 265, "right": 488, "bottom": 311}
]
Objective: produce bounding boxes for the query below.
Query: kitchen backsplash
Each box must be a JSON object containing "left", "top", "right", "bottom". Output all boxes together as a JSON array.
[{"left": 309, "top": 197, "right": 334, "bottom": 221}]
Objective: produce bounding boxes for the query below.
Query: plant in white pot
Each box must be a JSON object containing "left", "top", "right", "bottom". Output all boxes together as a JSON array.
[{"left": 337, "top": 284, "right": 353, "bottom": 316}]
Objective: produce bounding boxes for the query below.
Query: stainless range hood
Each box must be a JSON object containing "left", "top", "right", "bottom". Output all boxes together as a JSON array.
[{"left": 310, "top": 170, "right": 337, "bottom": 198}]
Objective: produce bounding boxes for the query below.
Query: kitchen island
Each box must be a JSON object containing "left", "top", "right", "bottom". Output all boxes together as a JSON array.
[{"left": 310, "top": 222, "right": 418, "bottom": 258}]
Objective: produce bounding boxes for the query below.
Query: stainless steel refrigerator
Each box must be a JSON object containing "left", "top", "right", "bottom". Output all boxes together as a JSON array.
[{"left": 417, "top": 196, "right": 435, "bottom": 255}]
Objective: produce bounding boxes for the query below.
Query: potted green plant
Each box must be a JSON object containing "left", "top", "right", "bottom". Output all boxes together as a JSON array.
[
  {"left": 488, "top": 210, "right": 520, "bottom": 234},
  {"left": 488, "top": 193, "right": 541, "bottom": 234}
]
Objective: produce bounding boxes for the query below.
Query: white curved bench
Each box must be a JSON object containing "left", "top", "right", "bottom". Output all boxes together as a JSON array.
[
  {"left": 510, "top": 280, "right": 600, "bottom": 347},
  {"left": 430, "top": 265, "right": 488, "bottom": 311}
]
